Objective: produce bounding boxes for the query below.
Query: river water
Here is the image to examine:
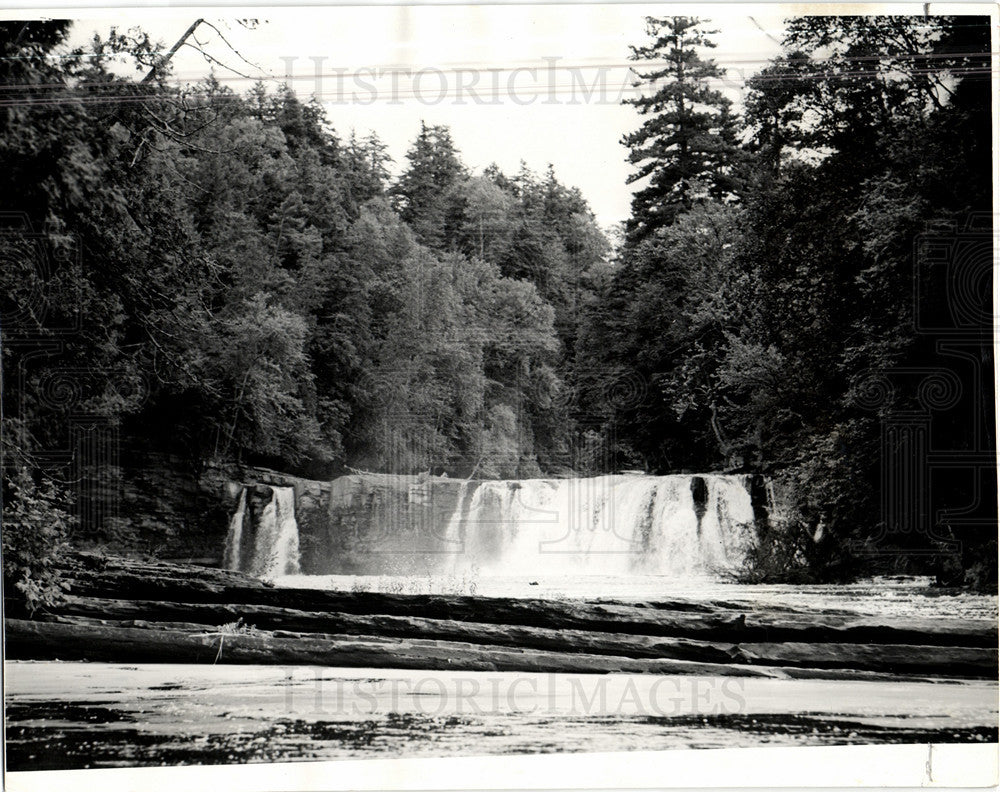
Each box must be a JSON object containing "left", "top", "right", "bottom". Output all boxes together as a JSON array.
[
  {"left": 5, "top": 663, "right": 997, "bottom": 770},
  {"left": 276, "top": 573, "right": 998, "bottom": 620},
  {"left": 5, "top": 576, "right": 997, "bottom": 770}
]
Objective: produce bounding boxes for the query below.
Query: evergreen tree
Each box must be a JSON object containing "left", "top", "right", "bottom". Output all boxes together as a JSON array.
[
  {"left": 345, "top": 130, "right": 393, "bottom": 204},
  {"left": 622, "top": 16, "right": 737, "bottom": 243},
  {"left": 393, "top": 122, "right": 467, "bottom": 248}
]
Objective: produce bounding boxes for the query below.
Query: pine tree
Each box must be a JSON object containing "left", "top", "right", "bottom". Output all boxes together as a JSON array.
[
  {"left": 393, "top": 122, "right": 467, "bottom": 248},
  {"left": 622, "top": 17, "right": 737, "bottom": 243},
  {"left": 345, "top": 130, "right": 393, "bottom": 202}
]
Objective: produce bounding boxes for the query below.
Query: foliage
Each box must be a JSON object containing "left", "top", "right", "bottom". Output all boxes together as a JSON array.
[
  {"left": 600, "top": 15, "right": 994, "bottom": 582},
  {"left": 2, "top": 17, "right": 993, "bottom": 589},
  {"left": 392, "top": 123, "right": 467, "bottom": 248},
  {"left": 1, "top": 427, "right": 74, "bottom": 614},
  {"left": 2, "top": 20, "right": 608, "bottom": 492},
  {"left": 216, "top": 617, "right": 258, "bottom": 635},
  {"left": 622, "top": 16, "right": 740, "bottom": 244}
]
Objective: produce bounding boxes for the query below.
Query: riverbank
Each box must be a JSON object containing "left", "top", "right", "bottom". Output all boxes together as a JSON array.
[{"left": 5, "top": 553, "right": 997, "bottom": 679}]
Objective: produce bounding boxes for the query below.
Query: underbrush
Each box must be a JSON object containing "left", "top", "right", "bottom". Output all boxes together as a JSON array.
[
  {"left": 2, "top": 463, "right": 74, "bottom": 615},
  {"left": 733, "top": 519, "right": 863, "bottom": 585}
]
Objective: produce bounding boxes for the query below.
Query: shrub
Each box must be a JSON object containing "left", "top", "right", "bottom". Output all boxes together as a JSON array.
[
  {"left": 734, "top": 463, "right": 864, "bottom": 585},
  {"left": 2, "top": 464, "right": 74, "bottom": 614}
]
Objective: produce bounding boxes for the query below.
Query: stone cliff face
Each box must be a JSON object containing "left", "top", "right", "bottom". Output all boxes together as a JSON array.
[
  {"left": 231, "top": 473, "right": 466, "bottom": 575},
  {"left": 102, "top": 453, "right": 231, "bottom": 562},
  {"left": 298, "top": 473, "right": 466, "bottom": 575}
]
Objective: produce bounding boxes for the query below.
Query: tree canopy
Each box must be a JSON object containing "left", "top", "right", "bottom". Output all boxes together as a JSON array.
[
  {"left": 2, "top": 16, "right": 994, "bottom": 591},
  {"left": 598, "top": 14, "right": 994, "bottom": 584}
]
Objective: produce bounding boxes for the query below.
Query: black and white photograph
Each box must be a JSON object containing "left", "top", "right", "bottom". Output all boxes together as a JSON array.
[{"left": 1, "top": 3, "right": 997, "bottom": 788}]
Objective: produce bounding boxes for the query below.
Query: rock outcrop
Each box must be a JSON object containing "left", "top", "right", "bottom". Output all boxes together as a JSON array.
[{"left": 6, "top": 553, "right": 996, "bottom": 680}]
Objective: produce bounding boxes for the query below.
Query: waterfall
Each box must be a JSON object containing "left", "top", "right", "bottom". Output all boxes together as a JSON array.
[
  {"left": 442, "top": 480, "right": 471, "bottom": 547},
  {"left": 223, "top": 485, "right": 301, "bottom": 578},
  {"left": 444, "top": 474, "right": 755, "bottom": 577},
  {"left": 223, "top": 487, "right": 247, "bottom": 570},
  {"left": 252, "top": 487, "right": 301, "bottom": 578},
  {"left": 225, "top": 473, "right": 759, "bottom": 580}
]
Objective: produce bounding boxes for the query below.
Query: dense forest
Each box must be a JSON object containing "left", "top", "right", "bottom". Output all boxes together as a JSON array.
[{"left": 1, "top": 16, "right": 994, "bottom": 604}]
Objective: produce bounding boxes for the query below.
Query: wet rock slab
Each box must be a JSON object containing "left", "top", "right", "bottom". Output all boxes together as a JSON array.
[{"left": 5, "top": 552, "right": 997, "bottom": 680}]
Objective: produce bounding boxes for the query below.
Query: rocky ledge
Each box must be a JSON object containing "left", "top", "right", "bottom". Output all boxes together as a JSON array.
[{"left": 5, "top": 553, "right": 997, "bottom": 680}]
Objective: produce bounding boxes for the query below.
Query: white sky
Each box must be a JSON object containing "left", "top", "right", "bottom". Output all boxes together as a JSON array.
[{"left": 66, "top": 7, "right": 789, "bottom": 228}]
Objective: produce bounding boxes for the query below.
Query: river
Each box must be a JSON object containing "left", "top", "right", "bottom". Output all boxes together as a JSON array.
[{"left": 5, "top": 662, "right": 997, "bottom": 769}]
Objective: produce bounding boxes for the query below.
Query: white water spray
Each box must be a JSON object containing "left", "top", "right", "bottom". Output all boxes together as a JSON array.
[
  {"left": 445, "top": 474, "right": 755, "bottom": 577},
  {"left": 224, "top": 485, "right": 301, "bottom": 577},
  {"left": 222, "top": 487, "right": 247, "bottom": 570}
]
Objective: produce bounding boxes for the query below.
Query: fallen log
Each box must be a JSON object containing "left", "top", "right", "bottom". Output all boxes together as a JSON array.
[
  {"left": 15, "top": 617, "right": 988, "bottom": 681},
  {"left": 52, "top": 596, "right": 746, "bottom": 665},
  {"left": 739, "top": 613, "right": 997, "bottom": 648},
  {"left": 738, "top": 641, "right": 997, "bottom": 678},
  {"left": 18, "top": 552, "right": 993, "bottom": 681}
]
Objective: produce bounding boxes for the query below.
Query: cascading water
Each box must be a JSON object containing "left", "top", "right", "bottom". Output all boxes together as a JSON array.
[
  {"left": 444, "top": 474, "right": 755, "bottom": 577},
  {"left": 222, "top": 487, "right": 247, "bottom": 570},
  {"left": 442, "top": 480, "right": 471, "bottom": 551},
  {"left": 225, "top": 473, "right": 759, "bottom": 582},
  {"left": 224, "top": 485, "right": 301, "bottom": 578}
]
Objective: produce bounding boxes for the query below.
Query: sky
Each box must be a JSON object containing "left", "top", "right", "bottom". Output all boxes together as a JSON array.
[{"left": 66, "top": 6, "right": 788, "bottom": 229}]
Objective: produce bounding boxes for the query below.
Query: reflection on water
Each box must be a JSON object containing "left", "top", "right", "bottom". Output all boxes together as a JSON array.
[{"left": 6, "top": 663, "right": 998, "bottom": 770}]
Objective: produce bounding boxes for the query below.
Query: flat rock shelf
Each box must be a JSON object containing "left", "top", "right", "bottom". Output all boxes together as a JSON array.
[{"left": 5, "top": 553, "right": 998, "bottom": 680}]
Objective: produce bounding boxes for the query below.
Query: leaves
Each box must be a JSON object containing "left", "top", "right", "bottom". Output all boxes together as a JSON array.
[
  {"left": 600, "top": 15, "right": 993, "bottom": 580},
  {"left": 1, "top": 430, "right": 74, "bottom": 615},
  {"left": 622, "top": 17, "right": 740, "bottom": 243}
]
